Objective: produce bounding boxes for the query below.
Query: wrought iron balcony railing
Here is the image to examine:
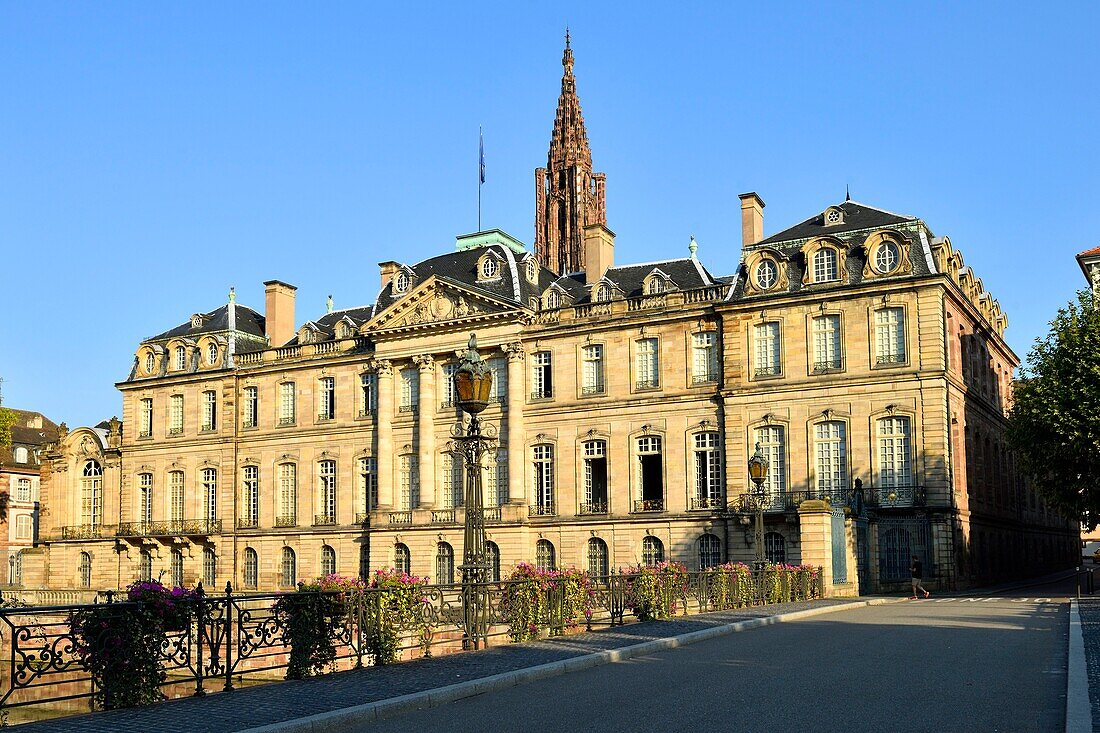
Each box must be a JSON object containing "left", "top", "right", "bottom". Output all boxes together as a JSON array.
[
  {"left": 355, "top": 512, "right": 371, "bottom": 525},
  {"left": 690, "top": 496, "right": 725, "bottom": 510},
  {"left": 530, "top": 390, "right": 553, "bottom": 400},
  {"left": 389, "top": 511, "right": 413, "bottom": 525},
  {"left": 867, "top": 485, "right": 926, "bottom": 508},
  {"left": 356, "top": 409, "right": 377, "bottom": 419},
  {"left": 117, "top": 519, "right": 222, "bottom": 537},
  {"left": 581, "top": 384, "right": 605, "bottom": 396},
  {"left": 313, "top": 514, "right": 337, "bottom": 526},
  {"left": 235, "top": 517, "right": 258, "bottom": 529},
  {"left": 431, "top": 510, "right": 456, "bottom": 524},
  {"left": 579, "top": 502, "right": 608, "bottom": 515},
  {"left": 277, "top": 416, "right": 295, "bottom": 426},
  {"left": 529, "top": 504, "right": 556, "bottom": 517},
  {"left": 812, "top": 359, "right": 843, "bottom": 373},
  {"left": 634, "top": 378, "right": 660, "bottom": 390},
  {"left": 633, "top": 499, "right": 664, "bottom": 513},
  {"left": 754, "top": 365, "right": 781, "bottom": 377},
  {"left": 316, "top": 413, "right": 334, "bottom": 423},
  {"left": 168, "top": 427, "right": 183, "bottom": 436},
  {"left": 728, "top": 485, "right": 928, "bottom": 513},
  {"left": 59, "top": 524, "right": 105, "bottom": 540},
  {"left": 876, "top": 353, "right": 906, "bottom": 365},
  {"left": 274, "top": 515, "right": 297, "bottom": 528},
  {"left": 398, "top": 404, "right": 418, "bottom": 414},
  {"left": 692, "top": 373, "right": 718, "bottom": 385}
]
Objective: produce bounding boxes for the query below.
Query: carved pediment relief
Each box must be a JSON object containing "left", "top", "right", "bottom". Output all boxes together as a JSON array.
[{"left": 366, "top": 276, "right": 518, "bottom": 334}]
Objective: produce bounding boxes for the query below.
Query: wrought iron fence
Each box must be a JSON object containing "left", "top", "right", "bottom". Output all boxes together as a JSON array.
[{"left": 0, "top": 567, "right": 822, "bottom": 716}]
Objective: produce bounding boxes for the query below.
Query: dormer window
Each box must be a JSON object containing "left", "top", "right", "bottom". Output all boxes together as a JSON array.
[
  {"left": 174, "top": 346, "right": 187, "bottom": 371},
  {"left": 595, "top": 284, "right": 612, "bottom": 303},
  {"left": 824, "top": 207, "right": 844, "bottom": 226},
  {"left": 545, "top": 290, "right": 561, "bottom": 309},
  {"left": 191, "top": 314, "right": 204, "bottom": 329},
  {"left": 145, "top": 352, "right": 156, "bottom": 374},
  {"left": 481, "top": 257, "right": 499, "bottom": 279},
  {"left": 755, "top": 260, "right": 778, "bottom": 290},
  {"left": 527, "top": 259, "right": 538, "bottom": 283},
  {"left": 393, "top": 271, "right": 411, "bottom": 294},
  {"left": 812, "top": 248, "right": 839, "bottom": 282},
  {"left": 646, "top": 278, "right": 664, "bottom": 295},
  {"left": 874, "top": 241, "right": 900, "bottom": 274},
  {"left": 207, "top": 342, "right": 219, "bottom": 366}
]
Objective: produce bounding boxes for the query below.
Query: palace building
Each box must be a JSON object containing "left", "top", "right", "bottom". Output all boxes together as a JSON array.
[{"left": 25, "top": 39, "right": 1077, "bottom": 596}]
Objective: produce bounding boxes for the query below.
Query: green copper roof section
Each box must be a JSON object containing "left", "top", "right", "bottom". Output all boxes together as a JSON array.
[{"left": 455, "top": 229, "right": 528, "bottom": 255}]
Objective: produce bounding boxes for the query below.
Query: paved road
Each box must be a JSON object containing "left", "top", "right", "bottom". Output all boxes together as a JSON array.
[{"left": 364, "top": 595, "right": 1069, "bottom": 733}]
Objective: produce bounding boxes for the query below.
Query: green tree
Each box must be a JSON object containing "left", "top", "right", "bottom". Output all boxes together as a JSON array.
[
  {"left": 0, "top": 407, "right": 15, "bottom": 449},
  {"left": 1006, "top": 289, "right": 1100, "bottom": 525}
]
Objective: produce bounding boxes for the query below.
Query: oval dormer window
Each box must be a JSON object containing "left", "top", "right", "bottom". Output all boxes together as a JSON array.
[
  {"left": 207, "top": 342, "right": 219, "bottom": 366},
  {"left": 481, "top": 257, "right": 499, "bottom": 279},
  {"left": 394, "top": 271, "right": 411, "bottom": 293},
  {"left": 145, "top": 352, "right": 156, "bottom": 374},
  {"left": 875, "top": 242, "right": 900, "bottom": 274},
  {"left": 526, "top": 259, "right": 538, "bottom": 283},
  {"left": 755, "top": 259, "right": 778, "bottom": 290}
]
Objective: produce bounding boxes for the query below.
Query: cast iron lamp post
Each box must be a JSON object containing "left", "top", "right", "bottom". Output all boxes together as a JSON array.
[
  {"left": 450, "top": 333, "right": 497, "bottom": 650},
  {"left": 747, "top": 443, "right": 770, "bottom": 596}
]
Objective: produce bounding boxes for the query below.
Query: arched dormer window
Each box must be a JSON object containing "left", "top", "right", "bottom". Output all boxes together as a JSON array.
[
  {"left": 544, "top": 289, "right": 562, "bottom": 309},
  {"left": 525, "top": 258, "right": 538, "bottom": 283},
  {"left": 755, "top": 259, "right": 778, "bottom": 290},
  {"left": 480, "top": 256, "right": 499, "bottom": 280},
  {"left": 812, "top": 248, "right": 839, "bottom": 283},
  {"left": 646, "top": 277, "right": 664, "bottom": 295},
  {"left": 174, "top": 345, "right": 187, "bottom": 371},
  {"left": 595, "top": 284, "right": 612, "bottom": 303},
  {"left": 144, "top": 351, "right": 157, "bottom": 375},
  {"left": 393, "top": 270, "right": 412, "bottom": 294},
  {"left": 206, "top": 342, "right": 219, "bottom": 366}
]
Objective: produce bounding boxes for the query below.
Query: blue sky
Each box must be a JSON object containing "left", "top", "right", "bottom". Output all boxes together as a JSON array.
[{"left": 2, "top": 3, "right": 1098, "bottom": 427}]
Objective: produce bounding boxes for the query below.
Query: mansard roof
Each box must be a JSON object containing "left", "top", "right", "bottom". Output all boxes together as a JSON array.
[
  {"left": 584, "top": 258, "right": 718, "bottom": 300},
  {"left": 147, "top": 303, "right": 265, "bottom": 342},
  {"left": 756, "top": 200, "right": 916, "bottom": 247},
  {"left": 285, "top": 306, "right": 375, "bottom": 346}
]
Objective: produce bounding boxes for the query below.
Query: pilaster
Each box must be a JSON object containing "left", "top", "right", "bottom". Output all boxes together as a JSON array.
[
  {"left": 372, "top": 359, "right": 394, "bottom": 510},
  {"left": 504, "top": 343, "right": 526, "bottom": 507},
  {"left": 414, "top": 355, "right": 436, "bottom": 509}
]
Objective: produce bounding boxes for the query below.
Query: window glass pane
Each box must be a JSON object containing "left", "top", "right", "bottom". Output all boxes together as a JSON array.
[
  {"left": 754, "top": 323, "right": 780, "bottom": 375},
  {"left": 814, "top": 421, "right": 847, "bottom": 493}
]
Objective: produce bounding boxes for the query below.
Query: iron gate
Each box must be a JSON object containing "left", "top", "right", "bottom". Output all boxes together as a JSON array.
[
  {"left": 855, "top": 518, "right": 870, "bottom": 591},
  {"left": 831, "top": 508, "right": 847, "bottom": 583},
  {"left": 876, "top": 517, "right": 931, "bottom": 583}
]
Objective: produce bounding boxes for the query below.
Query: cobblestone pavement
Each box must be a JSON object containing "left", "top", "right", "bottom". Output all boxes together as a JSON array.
[
  {"left": 1076, "top": 597, "right": 1100, "bottom": 731},
  {"left": 14, "top": 599, "right": 848, "bottom": 733}
]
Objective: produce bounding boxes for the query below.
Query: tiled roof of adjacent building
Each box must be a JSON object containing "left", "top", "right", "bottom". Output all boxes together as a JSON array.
[
  {"left": 0, "top": 409, "right": 60, "bottom": 470},
  {"left": 148, "top": 304, "right": 265, "bottom": 342},
  {"left": 1077, "top": 245, "right": 1100, "bottom": 258},
  {"left": 756, "top": 200, "right": 916, "bottom": 246}
]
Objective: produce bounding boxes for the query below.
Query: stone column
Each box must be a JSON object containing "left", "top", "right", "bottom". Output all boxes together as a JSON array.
[
  {"left": 414, "top": 354, "right": 436, "bottom": 509},
  {"left": 797, "top": 499, "right": 833, "bottom": 593},
  {"left": 503, "top": 342, "right": 526, "bottom": 506},
  {"left": 372, "top": 359, "right": 394, "bottom": 510}
]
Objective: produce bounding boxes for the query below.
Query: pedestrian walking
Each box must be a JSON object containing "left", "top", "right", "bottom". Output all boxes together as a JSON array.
[{"left": 910, "top": 555, "right": 930, "bottom": 599}]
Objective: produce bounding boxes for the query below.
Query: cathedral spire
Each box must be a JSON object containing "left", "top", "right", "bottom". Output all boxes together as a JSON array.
[{"left": 535, "top": 34, "right": 607, "bottom": 275}]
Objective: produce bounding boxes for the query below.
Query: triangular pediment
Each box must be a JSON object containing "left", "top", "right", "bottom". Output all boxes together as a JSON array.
[{"left": 364, "top": 275, "right": 525, "bottom": 336}]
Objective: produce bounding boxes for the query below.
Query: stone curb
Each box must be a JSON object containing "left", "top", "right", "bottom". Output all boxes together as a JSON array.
[
  {"left": 1066, "top": 599, "right": 1092, "bottom": 733},
  {"left": 236, "top": 599, "right": 893, "bottom": 733}
]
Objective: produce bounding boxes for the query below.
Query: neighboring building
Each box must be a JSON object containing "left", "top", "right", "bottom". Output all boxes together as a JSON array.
[
  {"left": 1077, "top": 246, "right": 1100, "bottom": 557},
  {"left": 33, "top": 39, "right": 1077, "bottom": 594},
  {"left": 0, "top": 409, "right": 60, "bottom": 587}
]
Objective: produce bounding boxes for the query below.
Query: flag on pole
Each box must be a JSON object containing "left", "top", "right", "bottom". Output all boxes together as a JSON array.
[{"left": 479, "top": 127, "right": 485, "bottom": 184}]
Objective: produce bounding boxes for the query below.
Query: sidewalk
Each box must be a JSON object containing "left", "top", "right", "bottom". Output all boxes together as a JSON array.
[
  {"left": 1074, "top": 597, "right": 1100, "bottom": 731},
  {"left": 17, "top": 598, "right": 862, "bottom": 733}
]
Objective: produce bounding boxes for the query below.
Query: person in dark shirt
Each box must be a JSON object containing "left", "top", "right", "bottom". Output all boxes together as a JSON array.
[{"left": 910, "top": 555, "right": 930, "bottom": 599}]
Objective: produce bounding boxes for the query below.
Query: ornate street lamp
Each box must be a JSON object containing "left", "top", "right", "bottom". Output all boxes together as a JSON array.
[
  {"left": 747, "top": 443, "right": 770, "bottom": 591},
  {"left": 450, "top": 333, "right": 498, "bottom": 650}
]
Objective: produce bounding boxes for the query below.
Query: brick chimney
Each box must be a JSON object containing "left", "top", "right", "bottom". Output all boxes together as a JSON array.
[
  {"left": 263, "top": 280, "right": 297, "bottom": 347},
  {"left": 739, "top": 192, "right": 765, "bottom": 247},
  {"left": 378, "top": 261, "right": 401, "bottom": 290},
  {"left": 583, "top": 224, "right": 615, "bottom": 283}
]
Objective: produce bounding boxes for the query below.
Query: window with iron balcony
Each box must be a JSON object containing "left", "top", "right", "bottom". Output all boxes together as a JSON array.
[
  {"left": 691, "top": 332, "right": 718, "bottom": 384},
  {"left": 531, "top": 351, "right": 553, "bottom": 400},
  {"left": 635, "top": 338, "right": 659, "bottom": 390}
]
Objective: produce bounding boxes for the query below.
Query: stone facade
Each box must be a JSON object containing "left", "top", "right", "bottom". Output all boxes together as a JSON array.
[{"left": 24, "top": 40, "right": 1078, "bottom": 596}]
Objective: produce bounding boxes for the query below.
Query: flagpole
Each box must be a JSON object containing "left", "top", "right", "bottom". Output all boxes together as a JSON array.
[{"left": 478, "top": 126, "right": 483, "bottom": 232}]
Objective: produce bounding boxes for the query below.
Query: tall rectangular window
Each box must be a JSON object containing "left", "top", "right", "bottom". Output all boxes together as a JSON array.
[
  {"left": 532, "top": 445, "right": 555, "bottom": 514},
  {"left": 14, "top": 478, "right": 31, "bottom": 503},
  {"left": 242, "top": 466, "right": 259, "bottom": 527},
  {"left": 754, "top": 322, "right": 781, "bottom": 377},
  {"left": 635, "top": 338, "right": 659, "bottom": 389},
  {"left": 441, "top": 453, "right": 463, "bottom": 509},
  {"left": 278, "top": 463, "right": 297, "bottom": 525},
  {"left": 318, "top": 460, "right": 336, "bottom": 522},
  {"left": 814, "top": 422, "right": 848, "bottom": 493},
  {"left": 441, "top": 363, "right": 458, "bottom": 408},
  {"left": 487, "top": 449, "right": 507, "bottom": 505},
  {"left": 489, "top": 358, "right": 507, "bottom": 402},
  {"left": 692, "top": 332, "right": 718, "bottom": 384},
  {"left": 243, "top": 386, "right": 259, "bottom": 428},
  {"left": 582, "top": 440, "right": 607, "bottom": 513},
  {"left": 532, "top": 352, "right": 553, "bottom": 399},
  {"left": 318, "top": 377, "right": 335, "bottom": 420},
  {"left": 582, "top": 344, "right": 605, "bottom": 394},
  {"left": 358, "top": 457, "right": 377, "bottom": 514},
  {"left": 80, "top": 463, "right": 103, "bottom": 528},
  {"left": 139, "top": 398, "right": 153, "bottom": 438},
  {"left": 875, "top": 308, "right": 906, "bottom": 364},
  {"left": 693, "top": 432, "right": 722, "bottom": 506},
  {"left": 812, "top": 315, "right": 842, "bottom": 371},
  {"left": 202, "top": 390, "right": 218, "bottom": 431},
  {"left": 359, "top": 373, "right": 376, "bottom": 417},
  {"left": 878, "top": 417, "right": 912, "bottom": 488},
  {"left": 138, "top": 473, "right": 153, "bottom": 523},
  {"left": 399, "top": 455, "right": 419, "bottom": 510},
  {"left": 169, "top": 395, "right": 184, "bottom": 435},
  {"left": 754, "top": 426, "right": 787, "bottom": 504},
  {"left": 169, "top": 471, "right": 185, "bottom": 523},
  {"left": 202, "top": 468, "right": 217, "bottom": 521},
  {"left": 400, "top": 369, "right": 419, "bottom": 412},
  {"left": 636, "top": 436, "right": 664, "bottom": 511},
  {"left": 279, "top": 383, "right": 296, "bottom": 425}
]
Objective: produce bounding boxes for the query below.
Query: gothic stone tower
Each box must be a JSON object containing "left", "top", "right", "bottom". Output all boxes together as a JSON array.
[{"left": 535, "top": 33, "right": 607, "bottom": 275}]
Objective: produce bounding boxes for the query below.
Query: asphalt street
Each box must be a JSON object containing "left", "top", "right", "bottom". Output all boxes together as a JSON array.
[{"left": 362, "top": 594, "right": 1069, "bottom": 733}]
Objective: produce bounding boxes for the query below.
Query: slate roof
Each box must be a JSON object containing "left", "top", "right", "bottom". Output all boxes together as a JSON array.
[
  {"left": 0, "top": 409, "right": 60, "bottom": 471},
  {"left": 581, "top": 257, "right": 718, "bottom": 300},
  {"left": 373, "top": 244, "right": 558, "bottom": 313},
  {"left": 148, "top": 304, "right": 265, "bottom": 342},
  {"left": 286, "top": 306, "right": 376, "bottom": 346},
  {"left": 756, "top": 200, "right": 916, "bottom": 246}
]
